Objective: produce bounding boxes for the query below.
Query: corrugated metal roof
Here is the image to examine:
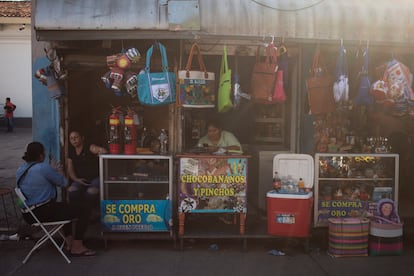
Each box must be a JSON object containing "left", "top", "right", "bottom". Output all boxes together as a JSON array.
[
  {"left": 35, "top": 0, "right": 167, "bottom": 30},
  {"left": 34, "top": 0, "right": 414, "bottom": 45}
]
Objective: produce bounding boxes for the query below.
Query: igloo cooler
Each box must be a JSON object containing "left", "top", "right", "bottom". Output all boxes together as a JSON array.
[{"left": 267, "top": 154, "right": 314, "bottom": 237}]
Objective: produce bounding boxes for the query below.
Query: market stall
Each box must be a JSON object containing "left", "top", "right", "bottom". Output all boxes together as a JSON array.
[
  {"left": 177, "top": 154, "right": 250, "bottom": 248},
  {"left": 31, "top": 0, "right": 414, "bottom": 254}
]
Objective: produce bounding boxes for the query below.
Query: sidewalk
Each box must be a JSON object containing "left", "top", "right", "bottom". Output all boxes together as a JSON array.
[{"left": 1, "top": 128, "right": 414, "bottom": 276}]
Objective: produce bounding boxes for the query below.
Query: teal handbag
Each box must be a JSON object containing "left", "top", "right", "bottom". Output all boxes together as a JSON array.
[{"left": 137, "top": 42, "right": 176, "bottom": 105}]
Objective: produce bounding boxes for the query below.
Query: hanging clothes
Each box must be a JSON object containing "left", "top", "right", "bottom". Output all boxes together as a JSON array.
[
  {"left": 354, "top": 47, "right": 373, "bottom": 106},
  {"left": 333, "top": 45, "right": 349, "bottom": 103}
]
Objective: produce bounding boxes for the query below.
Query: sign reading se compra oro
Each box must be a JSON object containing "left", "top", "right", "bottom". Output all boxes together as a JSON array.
[
  {"left": 178, "top": 157, "right": 248, "bottom": 213},
  {"left": 101, "top": 200, "right": 171, "bottom": 232}
]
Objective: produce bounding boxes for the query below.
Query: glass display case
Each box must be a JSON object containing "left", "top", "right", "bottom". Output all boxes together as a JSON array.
[
  {"left": 314, "top": 153, "right": 399, "bottom": 227},
  {"left": 254, "top": 103, "right": 285, "bottom": 145},
  {"left": 99, "top": 154, "right": 173, "bottom": 234}
]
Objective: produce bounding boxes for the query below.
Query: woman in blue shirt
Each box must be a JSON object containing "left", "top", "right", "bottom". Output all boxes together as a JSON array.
[{"left": 16, "top": 142, "right": 95, "bottom": 257}]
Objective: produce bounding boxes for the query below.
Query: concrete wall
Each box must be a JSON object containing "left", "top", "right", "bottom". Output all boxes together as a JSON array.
[{"left": 0, "top": 23, "right": 31, "bottom": 120}]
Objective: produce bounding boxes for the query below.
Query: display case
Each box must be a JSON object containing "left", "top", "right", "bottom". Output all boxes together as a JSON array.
[
  {"left": 254, "top": 103, "right": 285, "bottom": 144},
  {"left": 314, "top": 153, "right": 399, "bottom": 227},
  {"left": 99, "top": 154, "right": 173, "bottom": 235}
]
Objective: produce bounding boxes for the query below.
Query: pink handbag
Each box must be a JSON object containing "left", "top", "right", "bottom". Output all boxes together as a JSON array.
[{"left": 272, "top": 70, "right": 286, "bottom": 102}]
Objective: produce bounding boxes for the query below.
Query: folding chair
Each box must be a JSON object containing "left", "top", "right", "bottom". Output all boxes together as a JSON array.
[{"left": 14, "top": 187, "right": 72, "bottom": 264}]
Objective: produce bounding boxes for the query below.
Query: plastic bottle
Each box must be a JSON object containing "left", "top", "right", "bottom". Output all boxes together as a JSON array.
[
  {"left": 140, "top": 127, "right": 148, "bottom": 147},
  {"left": 272, "top": 171, "right": 281, "bottom": 191},
  {"left": 298, "top": 178, "right": 305, "bottom": 192},
  {"left": 159, "top": 129, "right": 168, "bottom": 154}
]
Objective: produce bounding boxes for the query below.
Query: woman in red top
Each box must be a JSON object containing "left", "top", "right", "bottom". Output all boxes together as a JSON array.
[{"left": 4, "top": 97, "right": 16, "bottom": 132}]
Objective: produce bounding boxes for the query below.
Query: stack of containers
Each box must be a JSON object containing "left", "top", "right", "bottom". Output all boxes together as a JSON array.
[{"left": 267, "top": 154, "right": 314, "bottom": 237}]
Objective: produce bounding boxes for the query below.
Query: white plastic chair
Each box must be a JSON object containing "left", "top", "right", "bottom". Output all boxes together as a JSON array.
[{"left": 15, "top": 187, "right": 72, "bottom": 264}]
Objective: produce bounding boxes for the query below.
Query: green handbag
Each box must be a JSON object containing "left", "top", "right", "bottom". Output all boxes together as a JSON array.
[{"left": 218, "top": 45, "right": 233, "bottom": 113}]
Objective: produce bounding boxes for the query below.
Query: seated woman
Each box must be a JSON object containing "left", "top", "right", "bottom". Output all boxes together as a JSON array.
[
  {"left": 16, "top": 142, "right": 95, "bottom": 256},
  {"left": 197, "top": 119, "right": 242, "bottom": 225},
  {"left": 198, "top": 119, "right": 242, "bottom": 154},
  {"left": 67, "top": 130, "right": 108, "bottom": 205}
]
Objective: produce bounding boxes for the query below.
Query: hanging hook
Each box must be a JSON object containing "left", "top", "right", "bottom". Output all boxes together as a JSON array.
[
  {"left": 271, "top": 35, "right": 275, "bottom": 44},
  {"left": 120, "top": 40, "right": 126, "bottom": 53}
]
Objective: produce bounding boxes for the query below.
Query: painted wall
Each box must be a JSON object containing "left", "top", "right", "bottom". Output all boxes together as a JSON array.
[
  {"left": 32, "top": 56, "right": 60, "bottom": 162},
  {"left": 0, "top": 23, "right": 31, "bottom": 118}
]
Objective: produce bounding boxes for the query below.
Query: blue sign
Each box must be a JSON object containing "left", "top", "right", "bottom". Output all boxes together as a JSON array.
[{"left": 101, "top": 200, "right": 171, "bottom": 232}]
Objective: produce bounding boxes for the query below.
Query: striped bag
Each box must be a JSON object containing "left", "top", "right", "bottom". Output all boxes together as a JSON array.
[{"left": 328, "top": 218, "right": 369, "bottom": 257}]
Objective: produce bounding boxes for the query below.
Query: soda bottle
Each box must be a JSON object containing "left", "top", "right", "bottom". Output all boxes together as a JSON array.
[{"left": 272, "top": 171, "right": 281, "bottom": 191}]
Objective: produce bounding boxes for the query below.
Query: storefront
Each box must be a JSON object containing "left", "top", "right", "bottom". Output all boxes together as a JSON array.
[{"left": 32, "top": 0, "right": 414, "bottom": 247}]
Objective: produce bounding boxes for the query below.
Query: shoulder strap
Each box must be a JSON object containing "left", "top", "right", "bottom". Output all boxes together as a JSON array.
[
  {"left": 220, "top": 45, "right": 229, "bottom": 75},
  {"left": 16, "top": 162, "right": 38, "bottom": 188},
  {"left": 145, "top": 42, "right": 169, "bottom": 73},
  {"left": 185, "top": 43, "right": 207, "bottom": 75}
]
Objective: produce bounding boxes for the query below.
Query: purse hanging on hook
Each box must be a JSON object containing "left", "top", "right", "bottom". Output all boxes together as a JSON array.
[
  {"left": 333, "top": 39, "right": 349, "bottom": 103},
  {"left": 250, "top": 36, "right": 278, "bottom": 103},
  {"left": 272, "top": 38, "right": 288, "bottom": 103},
  {"left": 354, "top": 43, "right": 373, "bottom": 106}
]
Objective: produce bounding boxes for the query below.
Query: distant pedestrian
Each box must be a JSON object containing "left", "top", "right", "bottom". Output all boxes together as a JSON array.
[{"left": 4, "top": 97, "right": 16, "bottom": 132}]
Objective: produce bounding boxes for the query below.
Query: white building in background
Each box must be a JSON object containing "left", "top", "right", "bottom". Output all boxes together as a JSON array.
[{"left": 0, "top": 1, "right": 31, "bottom": 121}]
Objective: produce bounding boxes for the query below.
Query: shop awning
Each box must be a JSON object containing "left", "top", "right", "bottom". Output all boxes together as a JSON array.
[{"left": 34, "top": 0, "right": 414, "bottom": 46}]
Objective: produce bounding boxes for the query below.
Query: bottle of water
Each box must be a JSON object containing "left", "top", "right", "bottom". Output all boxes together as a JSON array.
[{"left": 159, "top": 129, "right": 168, "bottom": 154}]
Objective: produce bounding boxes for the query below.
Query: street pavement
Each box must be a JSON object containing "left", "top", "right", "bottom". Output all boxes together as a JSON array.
[{"left": 1, "top": 127, "right": 414, "bottom": 276}]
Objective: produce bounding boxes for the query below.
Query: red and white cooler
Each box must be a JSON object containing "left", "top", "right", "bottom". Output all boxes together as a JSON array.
[{"left": 267, "top": 154, "right": 314, "bottom": 237}]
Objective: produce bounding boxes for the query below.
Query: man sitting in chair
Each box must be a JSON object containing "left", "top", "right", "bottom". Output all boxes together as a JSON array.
[{"left": 16, "top": 142, "right": 95, "bottom": 257}]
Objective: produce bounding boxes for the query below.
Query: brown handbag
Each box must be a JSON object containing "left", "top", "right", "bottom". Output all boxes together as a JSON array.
[
  {"left": 251, "top": 44, "right": 278, "bottom": 103},
  {"left": 306, "top": 46, "right": 335, "bottom": 115}
]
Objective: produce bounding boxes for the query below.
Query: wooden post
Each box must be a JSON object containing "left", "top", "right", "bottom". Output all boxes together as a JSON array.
[{"left": 178, "top": 212, "right": 185, "bottom": 236}]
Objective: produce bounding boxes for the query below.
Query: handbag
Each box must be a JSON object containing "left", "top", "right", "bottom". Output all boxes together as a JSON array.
[
  {"left": 272, "top": 70, "right": 286, "bottom": 102},
  {"left": 177, "top": 43, "right": 215, "bottom": 108},
  {"left": 251, "top": 43, "right": 278, "bottom": 103},
  {"left": 137, "top": 42, "right": 176, "bottom": 106},
  {"left": 272, "top": 42, "right": 288, "bottom": 103},
  {"left": 306, "top": 45, "right": 335, "bottom": 115},
  {"left": 217, "top": 45, "right": 233, "bottom": 113},
  {"left": 354, "top": 47, "right": 373, "bottom": 106}
]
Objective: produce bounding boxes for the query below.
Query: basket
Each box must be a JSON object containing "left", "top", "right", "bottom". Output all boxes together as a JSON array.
[
  {"left": 369, "top": 217, "right": 403, "bottom": 256},
  {"left": 328, "top": 218, "right": 369, "bottom": 257}
]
